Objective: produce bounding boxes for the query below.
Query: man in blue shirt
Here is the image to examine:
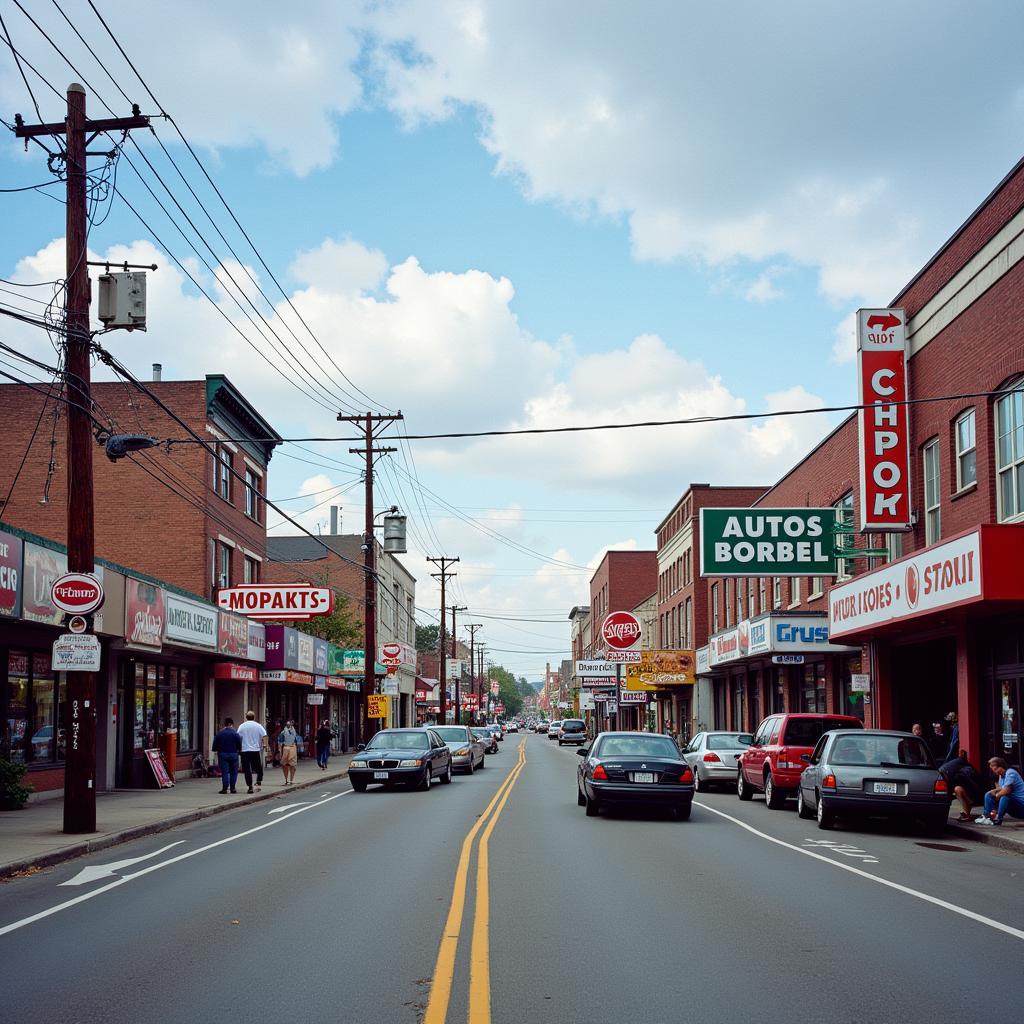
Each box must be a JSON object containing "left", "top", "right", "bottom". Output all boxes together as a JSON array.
[
  {"left": 976, "top": 757, "right": 1024, "bottom": 826},
  {"left": 212, "top": 718, "right": 242, "bottom": 794}
]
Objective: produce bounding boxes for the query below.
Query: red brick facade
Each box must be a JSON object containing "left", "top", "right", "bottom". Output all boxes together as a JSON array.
[{"left": 588, "top": 550, "right": 658, "bottom": 642}]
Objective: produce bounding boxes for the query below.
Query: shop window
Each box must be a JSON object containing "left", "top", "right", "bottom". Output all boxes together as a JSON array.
[
  {"left": 995, "top": 383, "right": 1024, "bottom": 522},
  {"left": 4, "top": 652, "right": 29, "bottom": 763},
  {"left": 955, "top": 409, "right": 976, "bottom": 491},
  {"left": 711, "top": 583, "right": 720, "bottom": 634},
  {"left": 789, "top": 576, "right": 801, "bottom": 607},
  {"left": 3, "top": 651, "right": 64, "bottom": 765},
  {"left": 923, "top": 438, "right": 941, "bottom": 544},
  {"left": 244, "top": 468, "right": 260, "bottom": 520},
  {"left": 834, "top": 491, "right": 854, "bottom": 579}
]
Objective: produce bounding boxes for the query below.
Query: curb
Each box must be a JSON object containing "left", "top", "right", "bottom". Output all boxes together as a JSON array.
[
  {"left": 0, "top": 768, "right": 349, "bottom": 881},
  {"left": 945, "top": 820, "right": 1024, "bottom": 855}
]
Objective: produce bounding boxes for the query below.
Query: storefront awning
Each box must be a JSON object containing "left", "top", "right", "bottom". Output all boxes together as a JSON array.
[
  {"left": 213, "top": 662, "right": 259, "bottom": 682},
  {"left": 707, "top": 613, "right": 857, "bottom": 670}
]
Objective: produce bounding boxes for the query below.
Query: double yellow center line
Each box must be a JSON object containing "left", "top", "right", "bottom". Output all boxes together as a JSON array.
[{"left": 424, "top": 739, "right": 527, "bottom": 1024}]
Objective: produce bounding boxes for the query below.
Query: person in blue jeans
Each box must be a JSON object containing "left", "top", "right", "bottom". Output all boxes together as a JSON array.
[
  {"left": 976, "top": 757, "right": 1024, "bottom": 826},
  {"left": 212, "top": 717, "right": 242, "bottom": 794}
]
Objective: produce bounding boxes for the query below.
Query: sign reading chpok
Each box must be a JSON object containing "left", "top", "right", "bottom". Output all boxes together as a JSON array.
[{"left": 700, "top": 508, "right": 838, "bottom": 577}]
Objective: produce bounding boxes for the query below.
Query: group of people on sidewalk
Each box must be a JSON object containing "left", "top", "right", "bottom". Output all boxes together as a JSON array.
[{"left": 210, "top": 714, "right": 338, "bottom": 794}]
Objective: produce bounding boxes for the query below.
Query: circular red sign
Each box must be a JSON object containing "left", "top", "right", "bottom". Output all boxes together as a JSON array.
[
  {"left": 51, "top": 572, "right": 104, "bottom": 615},
  {"left": 905, "top": 564, "right": 920, "bottom": 609},
  {"left": 601, "top": 611, "right": 641, "bottom": 650}
]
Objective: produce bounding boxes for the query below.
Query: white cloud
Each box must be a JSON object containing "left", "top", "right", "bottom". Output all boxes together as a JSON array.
[
  {"left": 831, "top": 312, "right": 858, "bottom": 364},
  {"left": 744, "top": 266, "right": 787, "bottom": 303},
  {"left": 290, "top": 238, "right": 388, "bottom": 295}
]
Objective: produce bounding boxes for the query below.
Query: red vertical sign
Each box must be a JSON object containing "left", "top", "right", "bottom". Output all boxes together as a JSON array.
[{"left": 857, "top": 308, "right": 911, "bottom": 531}]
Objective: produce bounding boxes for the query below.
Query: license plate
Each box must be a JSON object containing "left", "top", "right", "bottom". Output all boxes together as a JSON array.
[
  {"left": 374, "top": 771, "right": 389, "bottom": 780},
  {"left": 632, "top": 772, "right": 655, "bottom": 784},
  {"left": 872, "top": 781, "right": 898, "bottom": 795}
]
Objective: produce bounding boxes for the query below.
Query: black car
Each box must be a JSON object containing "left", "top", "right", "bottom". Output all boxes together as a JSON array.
[
  {"left": 348, "top": 728, "right": 453, "bottom": 792},
  {"left": 577, "top": 731, "right": 695, "bottom": 820},
  {"left": 797, "top": 729, "right": 951, "bottom": 834}
]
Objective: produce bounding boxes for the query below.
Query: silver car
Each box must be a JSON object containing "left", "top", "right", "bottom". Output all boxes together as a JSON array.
[
  {"left": 682, "top": 731, "right": 754, "bottom": 792},
  {"left": 432, "top": 725, "right": 486, "bottom": 774}
]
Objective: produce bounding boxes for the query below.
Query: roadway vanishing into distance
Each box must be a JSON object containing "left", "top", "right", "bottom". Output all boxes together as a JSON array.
[{"left": 1, "top": 735, "right": 1022, "bottom": 1024}]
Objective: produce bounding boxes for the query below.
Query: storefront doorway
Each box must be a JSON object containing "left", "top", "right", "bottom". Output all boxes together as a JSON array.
[
  {"left": 889, "top": 638, "right": 957, "bottom": 736},
  {"left": 994, "top": 677, "right": 1021, "bottom": 768}
]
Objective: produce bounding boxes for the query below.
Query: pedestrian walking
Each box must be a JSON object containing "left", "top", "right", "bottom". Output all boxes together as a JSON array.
[
  {"left": 975, "top": 757, "right": 1024, "bottom": 826},
  {"left": 270, "top": 717, "right": 283, "bottom": 767},
  {"left": 944, "top": 711, "right": 960, "bottom": 762},
  {"left": 278, "top": 719, "right": 299, "bottom": 785},
  {"left": 237, "top": 710, "right": 268, "bottom": 794},
  {"left": 212, "top": 717, "right": 241, "bottom": 794},
  {"left": 316, "top": 719, "right": 335, "bottom": 770}
]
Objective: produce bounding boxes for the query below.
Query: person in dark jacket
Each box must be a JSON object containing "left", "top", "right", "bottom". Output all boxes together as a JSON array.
[
  {"left": 212, "top": 717, "right": 242, "bottom": 794},
  {"left": 927, "top": 721, "right": 948, "bottom": 763},
  {"left": 943, "top": 711, "right": 960, "bottom": 763},
  {"left": 939, "top": 753, "right": 983, "bottom": 822},
  {"left": 315, "top": 719, "right": 335, "bottom": 770}
]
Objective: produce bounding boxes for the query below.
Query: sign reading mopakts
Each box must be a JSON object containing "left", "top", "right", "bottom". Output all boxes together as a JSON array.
[
  {"left": 700, "top": 508, "right": 838, "bottom": 577},
  {"left": 217, "top": 584, "right": 333, "bottom": 620}
]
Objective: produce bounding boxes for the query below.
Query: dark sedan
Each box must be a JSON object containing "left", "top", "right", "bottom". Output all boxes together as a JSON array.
[
  {"left": 348, "top": 728, "right": 453, "bottom": 792},
  {"left": 472, "top": 727, "right": 499, "bottom": 754},
  {"left": 797, "top": 729, "right": 951, "bottom": 834},
  {"left": 577, "top": 731, "right": 695, "bottom": 820}
]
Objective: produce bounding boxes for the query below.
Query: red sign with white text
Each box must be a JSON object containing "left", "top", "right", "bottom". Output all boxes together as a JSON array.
[
  {"left": 601, "top": 610, "right": 642, "bottom": 651},
  {"left": 857, "top": 308, "right": 911, "bottom": 531}
]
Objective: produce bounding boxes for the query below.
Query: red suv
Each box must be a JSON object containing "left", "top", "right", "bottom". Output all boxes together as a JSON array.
[{"left": 737, "top": 713, "right": 863, "bottom": 809}]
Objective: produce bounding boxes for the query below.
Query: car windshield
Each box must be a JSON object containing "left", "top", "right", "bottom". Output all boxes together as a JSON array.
[
  {"left": 707, "top": 733, "right": 752, "bottom": 750},
  {"left": 783, "top": 718, "right": 860, "bottom": 746},
  {"left": 471, "top": 729, "right": 490, "bottom": 738},
  {"left": 596, "top": 736, "right": 679, "bottom": 759},
  {"left": 830, "top": 734, "right": 934, "bottom": 767},
  {"left": 434, "top": 727, "right": 470, "bottom": 742},
  {"left": 366, "top": 731, "right": 428, "bottom": 751}
]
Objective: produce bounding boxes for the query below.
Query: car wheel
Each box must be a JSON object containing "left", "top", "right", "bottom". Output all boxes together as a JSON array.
[
  {"left": 737, "top": 768, "right": 752, "bottom": 801},
  {"left": 577, "top": 785, "right": 586, "bottom": 807},
  {"left": 467, "top": 757, "right": 475, "bottom": 775},
  {"left": 477, "top": 753, "right": 485, "bottom": 770},
  {"left": 816, "top": 792, "right": 835, "bottom": 829},
  {"left": 419, "top": 768, "right": 432, "bottom": 791},
  {"left": 765, "top": 773, "right": 787, "bottom": 810},
  {"left": 585, "top": 792, "right": 600, "bottom": 817},
  {"left": 441, "top": 762, "right": 453, "bottom": 784},
  {"left": 675, "top": 801, "right": 692, "bottom": 821},
  {"left": 351, "top": 779, "right": 367, "bottom": 793},
  {"left": 797, "top": 787, "right": 814, "bottom": 819}
]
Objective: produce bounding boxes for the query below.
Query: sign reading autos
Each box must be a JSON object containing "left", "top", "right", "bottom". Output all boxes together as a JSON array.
[{"left": 700, "top": 508, "right": 837, "bottom": 577}]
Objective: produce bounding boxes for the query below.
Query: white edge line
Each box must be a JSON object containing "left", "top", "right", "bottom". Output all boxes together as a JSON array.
[
  {"left": 0, "top": 789, "right": 353, "bottom": 938},
  {"left": 695, "top": 800, "right": 1024, "bottom": 942}
]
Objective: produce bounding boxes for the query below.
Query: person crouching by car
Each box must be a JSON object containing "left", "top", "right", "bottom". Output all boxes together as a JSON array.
[
  {"left": 976, "top": 757, "right": 1024, "bottom": 826},
  {"left": 939, "top": 753, "right": 983, "bottom": 822}
]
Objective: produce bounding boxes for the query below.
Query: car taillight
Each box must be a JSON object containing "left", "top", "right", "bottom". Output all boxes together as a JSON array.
[
  {"left": 680, "top": 767, "right": 694, "bottom": 783},
  {"left": 703, "top": 752, "right": 721, "bottom": 763},
  {"left": 821, "top": 773, "right": 837, "bottom": 791},
  {"left": 592, "top": 764, "right": 608, "bottom": 780},
  {"left": 934, "top": 778, "right": 949, "bottom": 795},
  {"left": 777, "top": 748, "right": 802, "bottom": 770}
]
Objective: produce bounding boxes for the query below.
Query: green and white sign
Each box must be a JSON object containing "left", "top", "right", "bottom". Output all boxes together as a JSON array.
[{"left": 700, "top": 508, "right": 838, "bottom": 577}]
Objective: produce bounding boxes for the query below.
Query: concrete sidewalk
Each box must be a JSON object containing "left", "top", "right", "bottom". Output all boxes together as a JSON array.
[
  {"left": 946, "top": 804, "right": 1024, "bottom": 854},
  {"left": 0, "top": 753, "right": 352, "bottom": 880}
]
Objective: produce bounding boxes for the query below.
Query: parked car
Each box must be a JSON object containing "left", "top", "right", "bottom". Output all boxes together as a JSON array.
[
  {"left": 558, "top": 719, "right": 587, "bottom": 746},
  {"left": 797, "top": 729, "right": 951, "bottom": 834},
  {"left": 432, "top": 725, "right": 486, "bottom": 773},
  {"left": 506, "top": 722, "right": 519, "bottom": 733},
  {"left": 737, "top": 713, "right": 863, "bottom": 808},
  {"left": 682, "top": 731, "right": 754, "bottom": 791},
  {"left": 348, "top": 729, "right": 453, "bottom": 791},
  {"left": 472, "top": 726, "right": 499, "bottom": 754},
  {"left": 536, "top": 721, "right": 549, "bottom": 734},
  {"left": 548, "top": 721, "right": 563, "bottom": 740},
  {"left": 577, "top": 731, "right": 695, "bottom": 819}
]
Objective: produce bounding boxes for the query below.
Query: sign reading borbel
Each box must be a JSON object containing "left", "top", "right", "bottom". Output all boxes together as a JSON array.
[
  {"left": 217, "top": 584, "right": 334, "bottom": 620},
  {"left": 700, "top": 508, "right": 837, "bottom": 577},
  {"left": 857, "top": 308, "right": 911, "bottom": 531}
]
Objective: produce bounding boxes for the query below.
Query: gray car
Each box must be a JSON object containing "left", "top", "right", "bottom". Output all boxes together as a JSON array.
[
  {"left": 682, "top": 731, "right": 753, "bottom": 791},
  {"left": 797, "top": 729, "right": 951, "bottom": 835},
  {"left": 432, "top": 725, "right": 486, "bottom": 774}
]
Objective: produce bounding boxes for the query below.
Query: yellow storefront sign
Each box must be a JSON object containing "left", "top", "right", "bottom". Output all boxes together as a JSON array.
[
  {"left": 625, "top": 650, "right": 696, "bottom": 691},
  {"left": 367, "top": 694, "right": 391, "bottom": 718}
]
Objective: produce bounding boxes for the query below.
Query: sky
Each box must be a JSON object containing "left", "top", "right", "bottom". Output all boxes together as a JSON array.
[{"left": 2, "top": 1, "right": 1023, "bottom": 680}]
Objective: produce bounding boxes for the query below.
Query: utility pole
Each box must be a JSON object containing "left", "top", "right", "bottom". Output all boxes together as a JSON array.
[
  {"left": 426, "top": 557, "right": 458, "bottom": 723},
  {"left": 465, "top": 623, "right": 482, "bottom": 724},
  {"left": 449, "top": 605, "right": 466, "bottom": 722},
  {"left": 16, "top": 86, "right": 148, "bottom": 834},
  {"left": 340, "top": 411, "right": 402, "bottom": 741}
]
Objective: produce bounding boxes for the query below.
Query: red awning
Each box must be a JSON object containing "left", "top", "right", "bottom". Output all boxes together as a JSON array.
[{"left": 213, "top": 662, "right": 258, "bottom": 682}]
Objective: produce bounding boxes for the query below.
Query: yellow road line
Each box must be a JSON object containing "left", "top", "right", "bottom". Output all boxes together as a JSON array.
[
  {"left": 468, "top": 742, "right": 525, "bottom": 1024},
  {"left": 423, "top": 741, "right": 527, "bottom": 1024}
]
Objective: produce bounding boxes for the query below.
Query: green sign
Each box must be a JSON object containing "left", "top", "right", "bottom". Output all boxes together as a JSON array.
[{"left": 699, "top": 507, "right": 838, "bottom": 577}]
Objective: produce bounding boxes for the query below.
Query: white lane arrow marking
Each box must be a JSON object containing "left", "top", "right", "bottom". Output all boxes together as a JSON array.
[
  {"left": 267, "top": 802, "right": 312, "bottom": 815},
  {"left": 59, "top": 842, "right": 185, "bottom": 887}
]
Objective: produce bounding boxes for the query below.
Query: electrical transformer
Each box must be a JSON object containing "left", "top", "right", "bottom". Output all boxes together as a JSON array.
[{"left": 97, "top": 271, "right": 147, "bottom": 330}]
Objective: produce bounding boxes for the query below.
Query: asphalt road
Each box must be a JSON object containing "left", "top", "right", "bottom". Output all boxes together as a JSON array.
[{"left": 1, "top": 733, "right": 1023, "bottom": 1024}]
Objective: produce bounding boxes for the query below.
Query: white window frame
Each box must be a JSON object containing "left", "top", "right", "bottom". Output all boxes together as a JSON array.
[
  {"left": 834, "top": 491, "right": 854, "bottom": 580},
  {"left": 808, "top": 576, "right": 823, "bottom": 600},
  {"left": 923, "top": 438, "right": 941, "bottom": 545},
  {"left": 748, "top": 580, "right": 756, "bottom": 618},
  {"left": 711, "top": 583, "right": 720, "bottom": 634},
  {"left": 955, "top": 409, "right": 977, "bottom": 492},
  {"left": 788, "top": 576, "right": 801, "bottom": 609},
  {"left": 995, "top": 384, "right": 1024, "bottom": 522},
  {"left": 759, "top": 578, "right": 766, "bottom": 613},
  {"left": 772, "top": 577, "right": 782, "bottom": 609}
]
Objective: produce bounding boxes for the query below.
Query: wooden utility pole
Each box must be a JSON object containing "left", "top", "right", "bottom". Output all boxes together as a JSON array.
[
  {"left": 465, "top": 623, "right": 482, "bottom": 724},
  {"left": 340, "top": 411, "right": 401, "bottom": 742},
  {"left": 16, "top": 86, "right": 148, "bottom": 834},
  {"left": 426, "top": 557, "right": 458, "bottom": 724},
  {"left": 449, "top": 605, "right": 466, "bottom": 723}
]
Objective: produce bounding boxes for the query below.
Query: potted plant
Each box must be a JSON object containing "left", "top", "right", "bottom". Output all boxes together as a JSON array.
[{"left": 0, "top": 757, "right": 33, "bottom": 810}]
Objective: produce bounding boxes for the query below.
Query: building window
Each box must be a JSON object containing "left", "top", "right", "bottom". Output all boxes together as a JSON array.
[
  {"left": 243, "top": 555, "right": 259, "bottom": 584},
  {"left": 789, "top": 576, "right": 801, "bottom": 607},
  {"left": 736, "top": 579, "right": 745, "bottom": 623},
  {"left": 772, "top": 577, "right": 782, "bottom": 609},
  {"left": 809, "top": 576, "right": 822, "bottom": 599},
  {"left": 711, "top": 583, "right": 720, "bottom": 633},
  {"left": 685, "top": 597, "right": 692, "bottom": 649},
  {"left": 955, "top": 409, "right": 976, "bottom": 491},
  {"left": 748, "top": 580, "right": 756, "bottom": 618},
  {"left": 834, "top": 491, "right": 854, "bottom": 580},
  {"left": 923, "top": 438, "right": 941, "bottom": 544},
  {"left": 216, "top": 446, "right": 232, "bottom": 502},
  {"left": 725, "top": 579, "right": 733, "bottom": 627},
  {"left": 759, "top": 578, "right": 766, "bottom": 613},
  {"left": 218, "top": 542, "right": 232, "bottom": 589},
  {"left": 995, "top": 384, "right": 1024, "bottom": 521},
  {"left": 244, "top": 469, "right": 260, "bottom": 520}
]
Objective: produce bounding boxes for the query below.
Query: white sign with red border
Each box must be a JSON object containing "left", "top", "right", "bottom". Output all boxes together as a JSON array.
[
  {"left": 51, "top": 572, "right": 104, "bottom": 615},
  {"left": 217, "top": 584, "right": 333, "bottom": 620},
  {"left": 619, "top": 690, "right": 648, "bottom": 704},
  {"left": 605, "top": 649, "right": 642, "bottom": 663},
  {"left": 857, "top": 308, "right": 912, "bottom": 531},
  {"left": 601, "top": 611, "right": 641, "bottom": 651}
]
